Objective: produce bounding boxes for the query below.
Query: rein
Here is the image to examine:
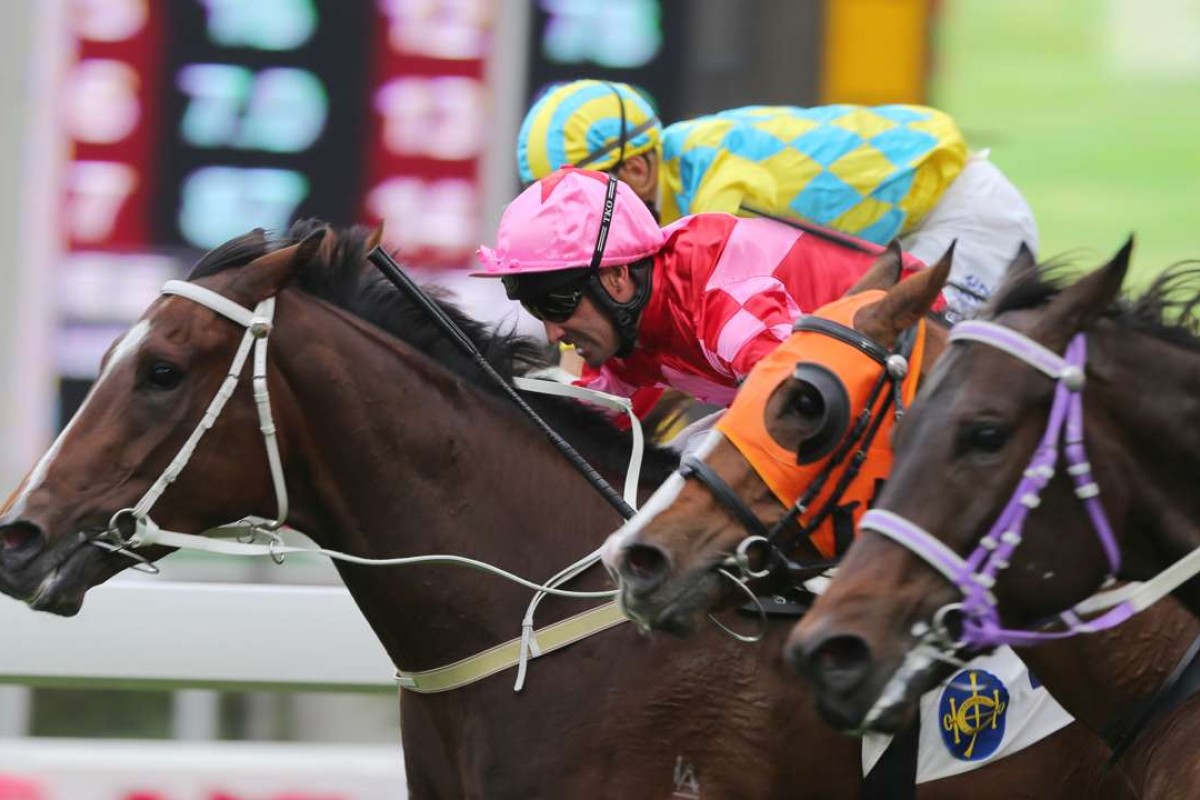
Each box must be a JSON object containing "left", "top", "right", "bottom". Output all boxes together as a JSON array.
[
  {"left": 861, "top": 319, "right": 1200, "bottom": 656},
  {"left": 89, "top": 279, "right": 652, "bottom": 693}
]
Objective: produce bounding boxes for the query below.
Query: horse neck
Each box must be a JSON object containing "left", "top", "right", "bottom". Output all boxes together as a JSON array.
[
  {"left": 1090, "top": 325, "right": 1200, "bottom": 614},
  {"left": 269, "top": 293, "right": 625, "bottom": 669},
  {"left": 1016, "top": 599, "right": 1199, "bottom": 731}
]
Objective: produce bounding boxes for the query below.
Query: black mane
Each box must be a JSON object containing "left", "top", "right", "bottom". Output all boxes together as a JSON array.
[
  {"left": 986, "top": 256, "right": 1200, "bottom": 354},
  {"left": 188, "top": 220, "right": 678, "bottom": 488}
]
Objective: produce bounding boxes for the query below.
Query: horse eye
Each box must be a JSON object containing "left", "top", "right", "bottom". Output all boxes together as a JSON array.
[
  {"left": 791, "top": 383, "right": 825, "bottom": 418},
  {"left": 962, "top": 422, "right": 1009, "bottom": 454},
  {"left": 147, "top": 362, "right": 183, "bottom": 390}
]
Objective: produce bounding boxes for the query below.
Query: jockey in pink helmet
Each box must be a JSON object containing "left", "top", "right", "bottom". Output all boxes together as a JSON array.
[
  {"left": 475, "top": 167, "right": 928, "bottom": 408},
  {"left": 477, "top": 167, "right": 662, "bottom": 364}
]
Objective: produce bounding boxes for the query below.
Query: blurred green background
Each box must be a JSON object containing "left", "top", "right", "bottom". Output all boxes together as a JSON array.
[{"left": 934, "top": 0, "right": 1200, "bottom": 288}]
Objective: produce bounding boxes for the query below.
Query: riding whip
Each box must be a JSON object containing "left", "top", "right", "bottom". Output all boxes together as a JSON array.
[{"left": 366, "top": 246, "right": 635, "bottom": 521}]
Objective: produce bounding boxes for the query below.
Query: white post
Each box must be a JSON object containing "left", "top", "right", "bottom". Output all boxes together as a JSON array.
[
  {"left": 0, "top": 686, "right": 32, "bottom": 738},
  {"left": 172, "top": 690, "right": 221, "bottom": 741}
]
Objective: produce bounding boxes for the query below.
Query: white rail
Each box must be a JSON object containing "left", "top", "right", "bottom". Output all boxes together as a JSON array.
[
  {"left": 0, "top": 582, "right": 407, "bottom": 797},
  {"left": 0, "top": 739, "right": 407, "bottom": 799},
  {"left": 0, "top": 581, "right": 395, "bottom": 691}
]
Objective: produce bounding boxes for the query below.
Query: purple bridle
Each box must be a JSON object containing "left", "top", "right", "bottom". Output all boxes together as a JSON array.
[{"left": 859, "top": 319, "right": 1134, "bottom": 649}]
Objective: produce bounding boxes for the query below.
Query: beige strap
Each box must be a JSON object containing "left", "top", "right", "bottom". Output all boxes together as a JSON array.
[{"left": 395, "top": 602, "right": 628, "bottom": 693}]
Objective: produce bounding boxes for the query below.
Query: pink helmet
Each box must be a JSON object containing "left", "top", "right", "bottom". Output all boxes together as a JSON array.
[{"left": 473, "top": 167, "right": 665, "bottom": 277}]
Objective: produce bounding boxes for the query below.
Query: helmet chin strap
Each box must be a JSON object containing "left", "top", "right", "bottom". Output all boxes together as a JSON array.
[{"left": 584, "top": 263, "right": 652, "bottom": 358}]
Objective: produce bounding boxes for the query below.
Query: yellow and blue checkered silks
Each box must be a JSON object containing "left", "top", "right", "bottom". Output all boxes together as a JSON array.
[
  {"left": 658, "top": 105, "right": 968, "bottom": 243},
  {"left": 517, "top": 80, "right": 661, "bottom": 185}
]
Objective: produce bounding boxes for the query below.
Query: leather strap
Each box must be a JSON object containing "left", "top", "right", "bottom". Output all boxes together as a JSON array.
[
  {"left": 513, "top": 376, "right": 643, "bottom": 509},
  {"left": 679, "top": 456, "right": 771, "bottom": 540},
  {"left": 395, "top": 602, "right": 628, "bottom": 693},
  {"left": 792, "top": 316, "right": 891, "bottom": 366},
  {"left": 1106, "top": 630, "right": 1200, "bottom": 764}
]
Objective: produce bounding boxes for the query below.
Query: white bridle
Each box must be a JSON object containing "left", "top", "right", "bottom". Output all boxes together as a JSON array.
[{"left": 84, "top": 280, "right": 651, "bottom": 692}]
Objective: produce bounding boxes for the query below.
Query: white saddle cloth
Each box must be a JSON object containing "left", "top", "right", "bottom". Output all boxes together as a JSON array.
[{"left": 861, "top": 646, "right": 1074, "bottom": 783}]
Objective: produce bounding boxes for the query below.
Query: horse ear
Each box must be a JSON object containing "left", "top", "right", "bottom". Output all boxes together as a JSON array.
[
  {"left": 845, "top": 240, "right": 904, "bottom": 296},
  {"left": 1032, "top": 237, "right": 1132, "bottom": 344},
  {"left": 235, "top": 227, "right": 329, "bottom": 304},
  {"left": 982, "top": 242, "right": 1040, "bottom": 314},
  {"left": 853, "top": 241, "right": 954, "bottom": 347},
  {"left": 366, "top": 222, "right": 385, "bottom": 252}
]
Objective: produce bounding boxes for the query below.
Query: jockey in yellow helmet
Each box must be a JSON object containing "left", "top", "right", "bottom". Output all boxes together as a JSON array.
[{"left": 516, "top": 79, "right": 1038, "bottom": 322}]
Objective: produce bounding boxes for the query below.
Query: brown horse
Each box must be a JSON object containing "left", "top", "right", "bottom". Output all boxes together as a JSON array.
[
  {"left": 601, "top": 245, "right": 1200, "bottom": 797},
  {"left": 0, "top": 220, "right": 1105, "bottom": 799},
  {"left": 785, "top": 244, "right": 1200, "bottom": 796}
]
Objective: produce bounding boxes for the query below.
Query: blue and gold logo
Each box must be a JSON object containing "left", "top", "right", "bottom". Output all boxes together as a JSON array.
[{"left": 939, "top": 669, "right": 1009, "bottom": 761}]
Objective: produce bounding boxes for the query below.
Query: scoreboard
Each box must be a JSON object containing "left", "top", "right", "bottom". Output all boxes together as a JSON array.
[
  {"left": 42, "top": 0, "right": 496, "bottom": 427},
  {"left": 14, "top": 0, "right": 682, "bottom": 467},
  {"left": 61, "top": 0, "right": 491, "bottom": 264},
  {"left": 524, "top": 0, "right": 686, "bottom": 125}
]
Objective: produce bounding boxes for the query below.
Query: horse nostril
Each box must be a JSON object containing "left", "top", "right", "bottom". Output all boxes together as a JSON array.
[
  {"left": 797, "top": 634, "right": 874, "bottom": 694},
  {"left": 0, "top": 522, "right": 46, "bottom": 571},
  {"left": 620, "top": 543, "right": 670, "bottom": 592}
]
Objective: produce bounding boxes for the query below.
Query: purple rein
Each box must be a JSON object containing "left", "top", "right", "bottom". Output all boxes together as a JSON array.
[{"left": 860, "top": 320, "right": 1132, "bottom": 650}]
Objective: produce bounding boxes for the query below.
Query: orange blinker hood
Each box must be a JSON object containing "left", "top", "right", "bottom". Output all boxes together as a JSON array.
[{"left": 715, "top": 291, "right": 925, "bottom": 558}]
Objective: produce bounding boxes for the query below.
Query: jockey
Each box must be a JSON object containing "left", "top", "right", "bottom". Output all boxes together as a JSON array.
[
  {"left": 474, "top": 167, "right": 927, "bottom": 411},
  {"left": 516, "top": 79, "right": 1037, "bottom": 321}
]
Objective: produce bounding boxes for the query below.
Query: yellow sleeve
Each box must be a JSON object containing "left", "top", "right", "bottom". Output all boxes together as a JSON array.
[{"left": 687, "top": 150, "right": 781, "bottom": 218}]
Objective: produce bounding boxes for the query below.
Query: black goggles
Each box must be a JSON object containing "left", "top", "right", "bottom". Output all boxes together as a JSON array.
[{"left": 503, "top": 274, "right": 589, "bottom": 323}]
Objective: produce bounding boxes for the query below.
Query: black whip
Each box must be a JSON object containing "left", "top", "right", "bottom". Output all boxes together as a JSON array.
[
  {"left": 740, "top": 204, "right": 989, "bottom": 305},
  {"left": 739, "top": 204, "right": 879, "bottom": 255},
  {"left": 366, "top": 246, "right": 635, "bottom": 521}
]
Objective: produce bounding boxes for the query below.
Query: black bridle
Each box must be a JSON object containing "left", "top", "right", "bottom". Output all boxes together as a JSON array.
[{"left": 679, "top": 317, "right": 918, "bottom": 576}]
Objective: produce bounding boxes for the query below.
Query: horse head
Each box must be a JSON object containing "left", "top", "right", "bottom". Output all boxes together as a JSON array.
[
  {"left": 600, "top": 243, "right": 952, "bottom": 637},
  {"left": 0, "top": 228, "right": 331, "bottom": 615},
  {"left": 786, "top": 242, "right": 1151, "bottom": 734}
]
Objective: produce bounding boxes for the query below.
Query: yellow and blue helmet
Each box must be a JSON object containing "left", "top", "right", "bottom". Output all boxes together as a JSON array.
[{"left": 516, "top": 80, "right": 661, "bottom": 185}]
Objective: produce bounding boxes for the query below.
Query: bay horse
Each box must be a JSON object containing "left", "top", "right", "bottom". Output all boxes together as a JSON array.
[
  {"left": 0, "top": 221, "right": 1107, "bottom": 798},
  {"left": 784, "top": 243, "right": 1200, "bottom": 796},
  {"left": 601, "top": 244, "right": 1199, "bottom": 796}
]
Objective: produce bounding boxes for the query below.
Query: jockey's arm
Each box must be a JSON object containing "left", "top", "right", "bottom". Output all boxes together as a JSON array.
[{"left": 699, "top": 277, "right": 798, "bottom": 383}]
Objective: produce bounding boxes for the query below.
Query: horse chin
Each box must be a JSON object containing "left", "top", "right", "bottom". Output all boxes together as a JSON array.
[
  {"left": 620, "top": 570, "right": 723, "bottom": 638},
  {"left": 819, "top": 655, "right": 951, "bottom": 736},
  {"left": 810, "top": 674, "right": 919, "bottom": 735},
  {"left": 25, "top": 544, "right": 114, "bottom": 617}
]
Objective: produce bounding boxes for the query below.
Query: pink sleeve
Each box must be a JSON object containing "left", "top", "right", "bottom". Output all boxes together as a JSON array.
[
  {"left": 577, "top": 364, "right": 639, "bottom": 398},
  {"left": 699, "top": 278, "right": 797, "bottom": 381}
]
